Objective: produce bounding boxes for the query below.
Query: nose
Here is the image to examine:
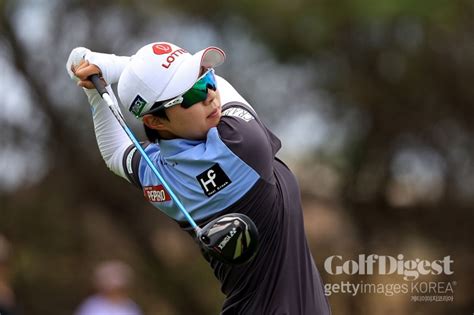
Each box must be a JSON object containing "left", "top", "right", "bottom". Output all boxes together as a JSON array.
[{"left": 203, "top": 88, "right": 216, "bottom": 106}]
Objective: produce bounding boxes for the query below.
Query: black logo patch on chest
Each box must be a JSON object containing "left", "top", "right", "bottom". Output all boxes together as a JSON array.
[{"left": 196, "top": 163, "right": 232, "bottom": 197}]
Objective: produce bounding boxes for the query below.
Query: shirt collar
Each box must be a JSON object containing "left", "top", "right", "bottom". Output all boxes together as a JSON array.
[
  {"left": 157, "top": 127, "right": 219, "bottom": 158},
  {"left": 158, "top": 138, "right": 203, "bottom": 157}
]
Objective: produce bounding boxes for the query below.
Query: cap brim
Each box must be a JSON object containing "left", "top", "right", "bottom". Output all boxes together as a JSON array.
[
  {"left": 199, "top": 46, "right": 226, "bottom": 68},
  {"left": 159, "top": 47, "right": 226, "bottom": 101}
]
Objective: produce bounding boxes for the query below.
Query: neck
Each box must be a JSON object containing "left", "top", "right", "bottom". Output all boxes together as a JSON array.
[{"left": 158, "top": 130, "right": 177, "bottom": 140}]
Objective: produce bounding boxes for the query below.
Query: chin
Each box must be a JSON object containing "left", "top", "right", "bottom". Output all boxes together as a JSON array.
[{"left": 209, "top": 120, "right": 220, "bottom": 129}]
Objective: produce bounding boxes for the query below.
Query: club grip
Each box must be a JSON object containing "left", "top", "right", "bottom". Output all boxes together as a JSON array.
[{"left": 89, "top": 74, "right": 107, "bottom": 96}]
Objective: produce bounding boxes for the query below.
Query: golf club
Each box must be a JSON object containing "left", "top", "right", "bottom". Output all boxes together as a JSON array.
[{"left": 89, "top": 74, "right": 259, "bottom": 265}]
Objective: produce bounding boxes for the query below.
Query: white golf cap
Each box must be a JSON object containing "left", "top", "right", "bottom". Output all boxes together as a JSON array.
[{"left": 118, "top": 42, "right": 225, "bottom": 117}]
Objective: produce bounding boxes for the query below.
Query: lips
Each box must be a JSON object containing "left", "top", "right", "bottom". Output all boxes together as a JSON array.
[{"left": 207, "top": 108, "right": 220, "bottom": 118}]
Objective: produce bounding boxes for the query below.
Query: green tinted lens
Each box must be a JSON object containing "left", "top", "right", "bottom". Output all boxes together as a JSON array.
[{"left": 181, "top": 70, "right": 217, "bottom": 108}]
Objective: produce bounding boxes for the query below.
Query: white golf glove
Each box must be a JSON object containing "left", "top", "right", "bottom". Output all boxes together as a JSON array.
[
  {"left": 66, "top": 47, "right": 129, "bottom": 111},
  {"left": 66, "top": 47, "right": 130, "bottom": 85}
]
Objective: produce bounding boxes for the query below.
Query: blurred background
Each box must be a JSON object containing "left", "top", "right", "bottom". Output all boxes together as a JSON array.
[{"left": 1, "top": 0, "right": 473, "bottom": 314}]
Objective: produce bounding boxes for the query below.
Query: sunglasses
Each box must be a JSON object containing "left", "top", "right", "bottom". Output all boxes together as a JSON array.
[{"left": 143, "top": 69, "right": 217, "bottom": 116}]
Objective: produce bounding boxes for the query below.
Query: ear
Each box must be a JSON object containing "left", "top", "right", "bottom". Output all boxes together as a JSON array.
[{"left": 142, "top": 114, "right": 170, "bottom": 132}]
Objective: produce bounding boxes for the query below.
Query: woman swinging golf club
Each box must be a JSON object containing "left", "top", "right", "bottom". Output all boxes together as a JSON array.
[{"left": 67, "top": 42, "right": 331, "bottom": 315}]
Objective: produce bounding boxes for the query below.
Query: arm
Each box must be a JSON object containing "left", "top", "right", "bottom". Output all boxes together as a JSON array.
[
  {"left": 83, "top": 48, "right": 130, "bottom": 85},
  {"left": 66, "top": 47, "right": 133, "bottom": 181},
  {"left": 215, "top": 76, "right": 282, "bottom": 182}
]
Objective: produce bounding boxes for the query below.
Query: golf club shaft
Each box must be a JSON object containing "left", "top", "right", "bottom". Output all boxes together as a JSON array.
[{"left": 89, "top": 74, "right": 200, "bottom": 231}]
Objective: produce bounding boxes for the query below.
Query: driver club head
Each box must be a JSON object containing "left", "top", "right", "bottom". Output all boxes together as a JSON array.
[{"left": 197, "top": 213, "right": 259, "bottom": 265}]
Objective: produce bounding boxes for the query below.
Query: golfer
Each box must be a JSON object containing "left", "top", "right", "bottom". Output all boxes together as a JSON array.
[{"left": 67, "top": 42, "right": 331, "bottom": 315}]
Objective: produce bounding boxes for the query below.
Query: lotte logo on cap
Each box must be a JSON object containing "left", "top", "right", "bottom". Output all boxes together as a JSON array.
[{"left": 152, "top": 43, "right": 172, "bottom": 55}]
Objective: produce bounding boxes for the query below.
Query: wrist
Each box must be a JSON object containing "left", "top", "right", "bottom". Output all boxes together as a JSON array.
[{"left": 85, "top": 52, "right": 130, "bottom": 85}]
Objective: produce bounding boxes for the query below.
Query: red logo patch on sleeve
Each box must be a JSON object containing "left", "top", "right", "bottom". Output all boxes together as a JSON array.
[{"left": 143, "top": 185, "right": 171, "bottom": 202}]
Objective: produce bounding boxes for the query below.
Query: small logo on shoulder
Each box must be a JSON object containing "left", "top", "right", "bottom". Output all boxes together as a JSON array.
[
  {"left": 143, "top": 185, "right": 171, "bottom": 202},
  {"left": 222, "top": 107, "right": 255, "bottom": 122},
  {"left": 196, "top": 163, "right": 232, "bottom": 197}
]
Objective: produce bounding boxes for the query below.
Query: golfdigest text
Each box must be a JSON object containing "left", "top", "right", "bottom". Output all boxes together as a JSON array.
[{"left": 324, "top": 254, "right": 454, "bottom": 281}]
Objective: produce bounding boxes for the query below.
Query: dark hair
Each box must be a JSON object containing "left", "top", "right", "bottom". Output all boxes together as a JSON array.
[{"left": 143, "top": 105, "right": 169, "bottom": 143}]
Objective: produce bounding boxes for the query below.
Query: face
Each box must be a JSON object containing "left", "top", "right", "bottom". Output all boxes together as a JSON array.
[{"left": 143, "top": 88, "right": 222, "bottom": 140}]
